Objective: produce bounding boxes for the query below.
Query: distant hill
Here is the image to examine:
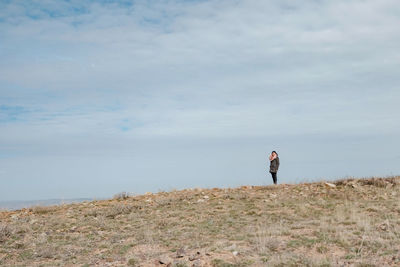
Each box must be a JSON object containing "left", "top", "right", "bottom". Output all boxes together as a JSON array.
[
  {"left": 0, "top": 176, "right": 399, "bottom": 266},
  {"left": 0, "top": 198, "right": 93, "bottom": 211}
]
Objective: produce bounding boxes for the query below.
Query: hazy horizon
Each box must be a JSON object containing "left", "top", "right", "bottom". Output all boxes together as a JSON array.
[{"left": 1, "top": 0, "right": 399, "bottom": 202}]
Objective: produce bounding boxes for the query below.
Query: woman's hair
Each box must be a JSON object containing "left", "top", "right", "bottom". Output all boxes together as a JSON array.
[{"left": 272, "top": 151, "right": 278, "bottom": 155}]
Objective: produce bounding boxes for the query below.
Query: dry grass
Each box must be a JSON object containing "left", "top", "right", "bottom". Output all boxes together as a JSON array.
[
  {"left": 28, "top": 205, "right": 59, "bottom": 215},
  {"left": 113, "top": 192, "right": 130, "bottom": 200},
  {"left": 0, "top": 224, "right": 13, "bottom": 243},
  {"left": 0, "top": 176, "right": 399, "bottom": 266}
]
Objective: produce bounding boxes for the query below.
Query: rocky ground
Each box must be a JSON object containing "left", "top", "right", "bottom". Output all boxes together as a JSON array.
[{"left": 1, "top": 177, "right": 399, "bottom": 266}]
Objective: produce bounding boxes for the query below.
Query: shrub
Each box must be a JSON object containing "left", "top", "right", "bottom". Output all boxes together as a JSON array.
[
  {"left": 113, "top": 192, "right": 130, "bottom": 200},
  {"left": 127, "top": 258, "right": 137, "bottom": 266},
  {"left": 0, "top": 224, "right": 13, "bottom": 242},
  {"left": 29, "top": 205, "right": 57, "bottom": 214},
  {"left": 36, "top": 245, "right": 58, "bottom": 259},
  {"left": 105, "top": 204, "right": 133, "bottom": 218}
]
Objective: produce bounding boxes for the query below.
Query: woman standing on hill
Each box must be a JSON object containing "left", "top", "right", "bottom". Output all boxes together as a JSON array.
[{"left": 269, "top": 151, "right": 280, "bottom": 184}]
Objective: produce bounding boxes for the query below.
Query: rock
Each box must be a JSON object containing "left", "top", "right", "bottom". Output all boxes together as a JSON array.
[
  {"left": 325, "top": 182, "right": 336, "bottom": 188},
  {"left": 203, "top": 195, "right": 209, "bottom": 199},
  {"left": 197, "top": 199, "right": 205, "bottom": 203},
  {"left": 378, "top": 222, "right": 389, "bottom": 231},
  {"left": 232, "top": 251, "right": 239, "bottom": 256},
  {"left": 192, "top": 259, "right": 203, "bottom": 267},
  {"left": 189, "top": 252, "right": 201, "bottom": 261},
  {"left": 225, "top": 244, "right": 237, "bottom": 251},
  {"left": 176, "top": 247, "right": 185, "bottom": 258},
  {"left": 241, "top": 185, "right": 252, "bottom": 190},
  {"left": 159, "top": 255, "right": 173, "bottom": 265}
]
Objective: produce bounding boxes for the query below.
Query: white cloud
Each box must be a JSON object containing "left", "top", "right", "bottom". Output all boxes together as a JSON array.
[{"left": 0, "top": 0, "right": 399, "bottom": 141}]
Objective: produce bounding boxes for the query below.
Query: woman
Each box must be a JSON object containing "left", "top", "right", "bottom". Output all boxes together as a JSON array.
[{"left": 269, "top": 151, "right": 280, "bottom": 184}]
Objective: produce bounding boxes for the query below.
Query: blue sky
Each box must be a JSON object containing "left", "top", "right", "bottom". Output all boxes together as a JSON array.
[{"left": 0, "top": 0, "right": 399, "bottom": 201}]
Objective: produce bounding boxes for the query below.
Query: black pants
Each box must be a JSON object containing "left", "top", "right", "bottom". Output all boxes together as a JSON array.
[{"left": 270, "top": 172, "right": 277, "bottom": 184}]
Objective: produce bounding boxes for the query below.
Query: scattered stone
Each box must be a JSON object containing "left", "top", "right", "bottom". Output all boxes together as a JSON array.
[
  {"left": 203, "top": 195, "right": 209, "bottom": 199},
  {"left": 241, "top": 185, "right": 253, "bottom": 190},
  {"left": 189, "top": 252, "right": 201, "bottom": 261},
  {"left": 192, "top": 259, "right": 203, "bottom": 267},
  {"left": 197, "top": 199, "right": 205, "bottom": 203},
  {"left": 225, "top": 244, "right": 237, "bottom": 251},
  {"left": 325, "top": 183, "right": 336, "bottom": 188},
  {"left": 378, "top": 222, "right": 389, "bottom": 231},
  {"left": 159, "top": 255, "right": 173, "bottom": 265},
  {"left": 176, "top": 247, "right": 185, "bottom": 258}
]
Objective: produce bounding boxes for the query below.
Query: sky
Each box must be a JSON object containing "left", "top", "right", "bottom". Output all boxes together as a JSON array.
[{"left": 0, "top": 0, "right": 399, "bottom": 201}]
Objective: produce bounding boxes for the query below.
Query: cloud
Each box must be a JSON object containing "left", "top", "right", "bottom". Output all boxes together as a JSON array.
[{"left": 1, "top": 0, "right": 400, "bottom": 139}]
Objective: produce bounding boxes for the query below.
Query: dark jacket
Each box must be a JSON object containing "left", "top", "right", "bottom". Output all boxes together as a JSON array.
[{"left": 270, "top": 157, "right": 280, "bottom": 173}]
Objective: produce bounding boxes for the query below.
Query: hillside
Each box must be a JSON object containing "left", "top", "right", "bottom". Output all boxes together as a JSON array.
[{"left": 1, "top": 177, "right": 399, "bottom": 266}]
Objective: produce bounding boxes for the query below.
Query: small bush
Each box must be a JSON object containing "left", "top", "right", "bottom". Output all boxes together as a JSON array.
[
  {"left": 29, "top": 205, "right": 57, "bottom": 214},
  {"left": 105, "top": 204, "right": 133, "bottom": 218},
  {"left": 360, "top": 178, "right": 388, "bottom": 188},
  {"left": 211, "top": 259, "right": 251, "bottom": 267},
  {"left": 36, "top": 245, "right": 58, "bottom": 259},
  {"left": 356, "top": 263, "right": 377, "bottom": 267},
  {"left": 173, "top": 262, "right": 188, "bottom": 267},
  {"left": 211, "top": 259, "right": 235, "bottom": 267},
  {"left": 316, "top": 245, "right": 328, "bottom": 253},
  {"left": 113, "top": 192, "right": 130, "bottom": 200},
  {"left": 0, "top": 224, "right": 13, "bottom": 242},
  {"left": 127, "top": 258, "right": 137, "bottom": 266}
]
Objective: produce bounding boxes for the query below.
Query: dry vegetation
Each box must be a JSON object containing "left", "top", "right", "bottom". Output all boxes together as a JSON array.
[{"left": 1, "top": 177, "right": 400, "bottom": 266}]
